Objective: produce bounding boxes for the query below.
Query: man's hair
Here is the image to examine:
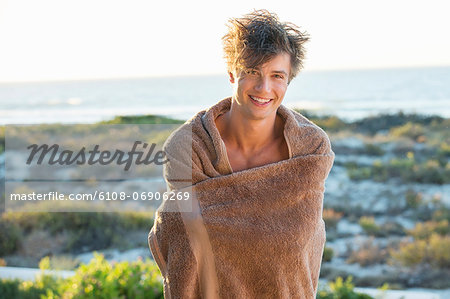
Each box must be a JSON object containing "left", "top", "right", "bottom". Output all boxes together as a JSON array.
[{"left": 222, "top": 10, "right": 309, "bottom": 82}]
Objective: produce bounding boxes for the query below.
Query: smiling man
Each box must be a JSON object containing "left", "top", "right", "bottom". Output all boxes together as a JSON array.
[
  {"left": 215, "top": 52, "right": 291, "bottom": 172},
  {"left": 149, "top": 10, "right": 335, "bottom": 298}
]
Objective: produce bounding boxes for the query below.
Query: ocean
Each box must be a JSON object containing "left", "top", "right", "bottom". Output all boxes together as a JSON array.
[{"left": 1, "top": 66, "right": 449, "bottom": 124}]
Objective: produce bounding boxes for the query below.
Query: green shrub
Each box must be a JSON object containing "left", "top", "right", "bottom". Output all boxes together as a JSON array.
[
  {"left": 390, "top": 233, "right": 450, "bottom": 269},
  {"left": 0, "top": 258, "right": 59, "bottom": 299},
  {"left": 363, "top": 143, "right": 385, "bottom": 156},
  {"left": 347, "top": 167, "right": 372, "bottom": 181},
  {"left": 437, "top": 142, "right": 450, "bottom": 165},
  {"left": 391, "top": 237, "right": 426, "bottom": 266},
  {"left": 405, "top": 190, "right": 423, "bottom": 209},
  {"left": 346, "top": 239, "right": 388, "bottom": 266},
  {"left": 0, "top": 278, "right": 49, "bottom": 299},
  {"left": 359, "top": 216, "right": 381, "bottom": 236},
  {"left": 408, "top": 220, "right": 449, "bottom": 240},
  {"left": 381, "top": 221, "right": 405, "bottom": 236},
  {"left": 295, "top": 111, "right": 347, "bottom": 132},
  {"left": 0, "top": 220, "right": 23, "bottom": 256},
  {"left": 323, "top": 247, "right": 334, "bottom": 263},
  {"left": 102, "top": 115, "right": 184, "bottom": 125},
  {"left": 314, "top": 116, "right": 347, "bottom": 132},
  {"left": 317, "top": 276, "right": 374, "bottom": 299},
  {"left": 428, "top": 234, "right": 450, "bottom": 269},
  {"left": 433, "top": 206, "right": 450, "bottom": 222},
  {"left": 346, "top": 156, "right": 449, "bottom": 184},
  {"left": 323, "top": 209, "right": 343, "bottom": 230},
  {"left": 387, "top": 157, "right": 415, "bottom": 178},
  {"left": 49, "top": 253, "right": 163, "bottom": 299},
  {"left": 47, "top": 255, "right": 80, "bottom": 270},
  {"left": 1, "top": 254, "right": 164, "bottom": 299},
  {"left": 0, "top": 126, "right": 4, "bottom": 154},
  {"left": 411, "top": 160, "right": 450, "bottom": 184},
  {"left": 1, "top": 211, "right": 153, "bottom": 254},
  {"left": 368, "top": 160, "right": 385, "bottom": 181},
  {"left": 390, "top": 122, "right": 425, "bottom": 141}
]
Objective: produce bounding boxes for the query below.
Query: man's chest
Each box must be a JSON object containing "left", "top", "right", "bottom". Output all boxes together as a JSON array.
[{"left": 225, "top": 138, "right": 289, "bottom": 172}]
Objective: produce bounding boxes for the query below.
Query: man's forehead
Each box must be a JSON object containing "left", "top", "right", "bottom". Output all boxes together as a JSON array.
[{"left": 244, "top": 53, "right": 291, "bottom": 72}]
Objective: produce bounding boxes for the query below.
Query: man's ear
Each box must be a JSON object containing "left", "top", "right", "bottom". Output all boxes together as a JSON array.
[{"left": 228, "top": 72, "right": 235, "bottom": 84}]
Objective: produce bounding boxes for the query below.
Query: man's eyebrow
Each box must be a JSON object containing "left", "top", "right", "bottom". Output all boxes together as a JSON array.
[{"left": 273, "top": 70, "right": 288, "bottom": 76}]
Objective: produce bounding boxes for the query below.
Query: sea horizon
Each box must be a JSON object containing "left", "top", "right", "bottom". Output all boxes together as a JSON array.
[{"left": 1, "top": 65, "right": 449, "bottom": 125}]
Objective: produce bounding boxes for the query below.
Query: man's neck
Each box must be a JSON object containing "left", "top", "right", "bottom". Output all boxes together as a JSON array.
[{"left": 216, "top": 106, "right": 283, "bottom": 155}]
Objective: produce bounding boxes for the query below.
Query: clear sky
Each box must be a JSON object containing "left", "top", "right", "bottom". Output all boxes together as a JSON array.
[{"left": 0, "top": 0, "right": 449, "bottom": 82}]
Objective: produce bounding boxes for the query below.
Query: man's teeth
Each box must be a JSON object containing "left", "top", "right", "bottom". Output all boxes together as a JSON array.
[{"left": 251, "top": 96, "right": 271, "bottom": 103}]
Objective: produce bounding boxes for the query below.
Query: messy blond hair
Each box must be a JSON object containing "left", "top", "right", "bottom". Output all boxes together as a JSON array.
[{"left": 222, "top": 10, "right": 309, "bottom": 82}]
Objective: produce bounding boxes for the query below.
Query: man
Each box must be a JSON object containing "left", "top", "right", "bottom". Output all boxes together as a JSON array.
[{"left": 149, "top": 10, "right": 334, "bottom": 298}]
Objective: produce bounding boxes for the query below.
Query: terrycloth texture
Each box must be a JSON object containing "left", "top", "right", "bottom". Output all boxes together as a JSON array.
[{"left": 148, "top": 97, "right": 334, "bottom": 299}]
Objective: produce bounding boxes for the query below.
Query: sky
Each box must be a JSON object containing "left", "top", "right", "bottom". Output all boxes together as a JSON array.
[{"left": 0, "top": 0, "right": 449, "bottom": 82}]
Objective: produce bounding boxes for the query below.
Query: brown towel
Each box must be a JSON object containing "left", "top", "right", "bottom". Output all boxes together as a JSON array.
[{"left": 149, "top": 97, "right": 334, "bottom": 299}]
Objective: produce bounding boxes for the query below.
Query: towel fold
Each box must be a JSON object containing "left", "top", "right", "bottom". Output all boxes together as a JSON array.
[{"left": 149, "top": 97, "right": 334, "bottom": 298}]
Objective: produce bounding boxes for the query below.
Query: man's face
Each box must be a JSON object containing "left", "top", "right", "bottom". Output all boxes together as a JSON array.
[{"left": 230, "top": 52, "right": 291, "bottom": 121}]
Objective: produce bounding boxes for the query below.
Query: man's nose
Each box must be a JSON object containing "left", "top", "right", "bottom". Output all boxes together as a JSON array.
[{"left": 255, "top": 76, "right": 271, "bottom": 93}]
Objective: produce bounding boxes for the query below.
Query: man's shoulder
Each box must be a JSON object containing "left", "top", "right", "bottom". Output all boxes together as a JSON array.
[
  {"left": 281, "top": 106, "right": 333, "bottom": 156},
  {"left": 287, "top": 107, "right": 320, "bottom": 128},
  {"left": 163, "top": 111, "right": 203, "bottom": 154},
  {"left": 281, "top": 106, "right": 328, "bottom": 135},
  {"left": 164, "top": 98, "right": 229, "bottom": 154}
]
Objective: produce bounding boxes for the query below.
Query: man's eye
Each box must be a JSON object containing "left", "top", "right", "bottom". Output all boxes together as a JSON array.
[
  {"left": 246, "top": 69, "right": 258, "bottom": 75},
  {"left": 274, "top": 74, "right": 284, "bottom": 79}
]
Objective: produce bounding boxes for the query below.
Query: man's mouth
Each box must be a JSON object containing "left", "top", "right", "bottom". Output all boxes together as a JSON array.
[{"left": 249, "top": 95, "right": 272, "bottom": 106}]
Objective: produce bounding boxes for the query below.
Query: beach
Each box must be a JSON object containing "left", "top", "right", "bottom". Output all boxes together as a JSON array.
[{"left": 1, "top": 68, "right": 449, "bottom": 297}]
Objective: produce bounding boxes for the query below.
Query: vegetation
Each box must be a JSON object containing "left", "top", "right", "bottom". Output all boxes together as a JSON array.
[
  {"left": 2, "top": 112, "right": 449, "bottom": 291},
  {"left": 408, "top": 220, "right": 450, "bottom": 239},
  {"left": 0, "top": 255, "right": 385, "bottom": 299},
  {"left": 390, "top": 216, "right": 450, "bottom": 269},
  {"left": 357, "top": 216, "right": 404, "bottom": 237},
  {"left": 0, "top": 126, "right": 4, "bottom": 154},
  {"left": 347, "top": 238, "right": 388, "bottom": 267},
  {"left": 362, "top": 143, "right": 385, "bottom": 156},
  {"left": 298, "top": 112, "right": 347, "bottom": 133},
  {"left": 346, "top": 155, "right": 450, "bottom": 184},
  {"left": 405, "top": 189, "right": 423, "bottom": 209},
  {"left": 0, "top": 219, "right": 22, "bottom": 256},
  {"left": 323, "top": 209, "right": 343, "bottom": 230},
  {"left": 390, "top": 233, "right": 450, "bottom": 269},
  {"left": 0, "top": 278, "right": 49, "bottom": 299},
  {"left": 359, "top": 216, "right": 381, "bottom": 236},
  {"left": 101, "top": 114, "right": 184, "bottom": 125},
  {"left": 317, "top": 276, "right": 376, "bottom": 299},
  {"left": 0, "top": 254, "right": 163, "bottom": 299},
  {"left": 298, "top": 110, "right": 447, "bottom": 136},
  {"left": 0, "top": 211, "right": 152, "bottom": 258},
  {"left": 306, "top": 112, "right": 448, "bottom": 185},
  {"left": 322, "top": 247, "right": 334, "bottom": 263}
]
